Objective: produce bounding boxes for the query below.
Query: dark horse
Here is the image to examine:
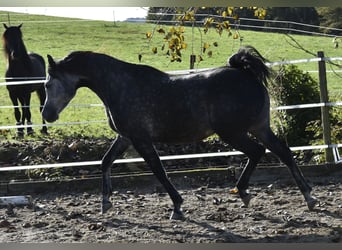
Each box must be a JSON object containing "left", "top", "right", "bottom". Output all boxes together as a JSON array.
[
  {"left": 42, "top": 47, "right": 317, "bottom": 219},
  {"left": 2, "top": 24, "right": 47, "bottom": 136}
]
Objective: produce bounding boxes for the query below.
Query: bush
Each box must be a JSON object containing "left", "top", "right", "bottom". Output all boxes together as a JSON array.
[{"left": 270, "top": 64, "right": 321, "bottom": 146}]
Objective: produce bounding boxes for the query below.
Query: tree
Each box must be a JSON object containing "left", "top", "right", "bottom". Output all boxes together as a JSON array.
[
  {"left": 266, "top": 7, "right": 320, "bottom": 33},
  {"left": 144, "top": 7, "right": 266, "bottom": 63},
  {"left": 316, "top": 7, "right": 342, "bottom": 34}
]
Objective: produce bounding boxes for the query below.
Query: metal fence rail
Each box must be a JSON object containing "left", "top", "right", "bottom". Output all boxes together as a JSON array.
[{"left": 1, "top": 144, "right": 342, "bottom": 172}]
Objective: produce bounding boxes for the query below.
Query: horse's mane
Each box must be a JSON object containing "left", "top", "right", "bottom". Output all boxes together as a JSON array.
[
  {"left": 52, "top": 51, "right": 112, "bottom": 74},
  {"left": 55, "top": 51, "right": 169, "bottom": 79},
  {"left": 228, "top": 46, "right": 271, "bottom": 86}
]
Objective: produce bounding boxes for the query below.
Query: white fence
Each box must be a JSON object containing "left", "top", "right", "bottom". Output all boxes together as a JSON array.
[{"left": 1, "top": 56, "right": 342, "bottom": 171}]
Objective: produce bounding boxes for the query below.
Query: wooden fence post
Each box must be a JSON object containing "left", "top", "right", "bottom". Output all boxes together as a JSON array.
[
  {"left": 190, "top": 54, "right": 196, "bottom": 69},
  {"left": 317, "top": 51, "right": 334, "bottom": 163}
]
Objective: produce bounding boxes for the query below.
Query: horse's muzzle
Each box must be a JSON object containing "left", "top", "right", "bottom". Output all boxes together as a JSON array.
[{"left": 42, "top": 108, "right": 58, "bottom": 123}]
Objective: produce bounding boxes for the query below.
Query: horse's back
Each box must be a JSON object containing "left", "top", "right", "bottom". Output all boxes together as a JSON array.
[
  {"left": 170, "top": 67, "right": 270, "bottom": 132},
  {"left": 29, "top": 52, "right": 46, "bottom": 77}
]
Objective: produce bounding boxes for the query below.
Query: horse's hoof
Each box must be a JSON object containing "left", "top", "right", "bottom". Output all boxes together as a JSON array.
[
  {"left": 17, "top": 130, "right": 24, "bottom": 138},
  {"left": 101, "top": 201, "right": 112, "bottom": 214},
  {"left": 307, "top": 196, "right": 318, "bottom": 211},
  {"left": 241, "top": 194, "right": 252, "bottom": 207},
  {"left": 170, "top": 210, "right": 185, "bottom": 220},
  {"left": 40, "top": 129, "right": 48, "bottom": 135},
  {"left": 27, "top": 130, "right": 34, "bottom": 136}
]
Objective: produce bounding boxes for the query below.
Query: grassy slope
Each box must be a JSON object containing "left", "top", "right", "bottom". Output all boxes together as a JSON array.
[{"left": 0, "top": 11, "right": 341, "bottom": 139}]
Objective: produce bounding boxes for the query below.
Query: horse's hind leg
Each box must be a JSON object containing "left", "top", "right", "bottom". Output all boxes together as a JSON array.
[
  {"left": 101, "top": 135, "right": 131, "bottom": 214},
  {"left": 254, "top": 127, "right": 317, "bottom": 210},
  {"left": 9, "top": 92, "right": 24, "bottom": 137},
  {"left": 219, "top": 132, "right": 266, "bottom": 207},
  {"left": 130, "top": 138, "right": 184, "bottom": 220}
]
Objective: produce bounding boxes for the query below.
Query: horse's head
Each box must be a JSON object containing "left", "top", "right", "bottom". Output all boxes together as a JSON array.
[
  {"left": 42, "top": 55, "right": 79, "bottom": 123},
  {"left": 2, "top": 23, "right": 26, "bottom": 59}
]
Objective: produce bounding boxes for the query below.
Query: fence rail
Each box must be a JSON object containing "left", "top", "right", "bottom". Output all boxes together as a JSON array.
[
  {"left": 1, "top": 56, "right": 342, "bottom": 171},
  {"left": 1, "top": 144, "right": 342, "bottom": 172}
]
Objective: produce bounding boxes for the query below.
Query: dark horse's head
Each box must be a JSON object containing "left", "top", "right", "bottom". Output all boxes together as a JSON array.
[{"left": 2, "top": 23, "right": 27, "bottom": 60}]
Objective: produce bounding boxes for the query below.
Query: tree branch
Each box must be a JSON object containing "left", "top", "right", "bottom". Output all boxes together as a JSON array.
[{"left": 285, "top": 33, "right": 341, "bottom": 69}]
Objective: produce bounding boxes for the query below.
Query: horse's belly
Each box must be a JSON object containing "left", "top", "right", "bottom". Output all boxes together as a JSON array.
[{"left": 151, "top": 123, "right": 214, "bottom": 144}]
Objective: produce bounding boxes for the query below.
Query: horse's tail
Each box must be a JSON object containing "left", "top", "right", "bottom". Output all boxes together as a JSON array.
[{"left": 228, "top": 46, "right": 271, "bottom": 86}]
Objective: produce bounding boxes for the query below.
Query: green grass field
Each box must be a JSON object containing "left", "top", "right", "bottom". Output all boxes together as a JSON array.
[{"left": 0, "top": 11, "right": 341, "bottom": 140}]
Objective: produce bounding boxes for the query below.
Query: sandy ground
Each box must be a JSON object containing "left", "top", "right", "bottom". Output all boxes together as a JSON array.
[{"left": 0, "top": 181, "right": 341, "bottom": 243}]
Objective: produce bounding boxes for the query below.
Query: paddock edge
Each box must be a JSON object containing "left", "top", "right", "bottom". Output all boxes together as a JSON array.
[{"left": 0, "top": 163, "right": 341, "bottom": 196}]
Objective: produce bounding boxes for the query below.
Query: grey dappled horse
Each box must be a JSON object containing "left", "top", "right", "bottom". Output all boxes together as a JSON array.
[{"left": 42, "top": 46, "right": 317, "bottom": 220}]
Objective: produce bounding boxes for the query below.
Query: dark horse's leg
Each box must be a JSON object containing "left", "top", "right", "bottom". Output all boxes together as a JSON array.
[
  {"left": 101, "top": 135, "right": 131, "bottom": 214},
  {"left": 22, "top": 93, "right": 34, "bottom": 135},
  {"left": 253, "top": 127, "right": 317, "bottom": 210},
  {"left": 9, "top": 91, "right": 24, "bottom": 136},
  {"left": 218, "top": 132, "right": 266, "bottom": 207},
  {"left": 37, "top": 86, "right": 48, "bottom": 134},
  {"left": 130, "top": 138, "right": 184, "bottom": 220}
]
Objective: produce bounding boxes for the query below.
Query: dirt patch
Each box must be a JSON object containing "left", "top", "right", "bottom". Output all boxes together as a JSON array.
[
  {"left": 0, "top": 181, "right": 341, "bottom": 243},
  {"left": 0, "top": 137, "right": 340, "bottom": 242}
]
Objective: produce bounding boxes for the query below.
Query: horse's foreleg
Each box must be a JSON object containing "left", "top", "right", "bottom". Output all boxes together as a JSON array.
[
  {"left": 255, "top": 128, "right": 317, "bottom": 210},
  {"left": 22, "top": 94, "right": 34, "bottom": 135},
  {"left": 101, "top": 135, "right": 130, "bottom": 214},
  {"left": 219, "top": 132, "right": 265, "bottom": 207},
  {"left": 130, "top": 138, "right": 184, "bottom": 220},
  {"left": 9, "top": 92, "right": 24, "bottom": 136}
]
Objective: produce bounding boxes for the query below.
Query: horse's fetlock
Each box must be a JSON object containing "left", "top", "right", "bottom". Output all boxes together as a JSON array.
[{"left": 101, "top": 199, "right": 113, "bottom": 214}]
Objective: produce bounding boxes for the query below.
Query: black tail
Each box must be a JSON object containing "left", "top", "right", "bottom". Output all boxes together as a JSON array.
[{"left": 228, "top": 46, "right": 271, "bottom": 86}]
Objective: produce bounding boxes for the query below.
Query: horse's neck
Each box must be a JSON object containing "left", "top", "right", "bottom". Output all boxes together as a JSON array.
[
  {"left": 7, "top": 55, "right": 32, "bottom": 77},
  {"left": 76, "top": 57, "right": 120, "bottom": 101},
  {"left": 6, "top": 40, "right": 30, "bottom": 60},
  {"left": 7, "top": 52, "right": 31, "bottom": 65}
]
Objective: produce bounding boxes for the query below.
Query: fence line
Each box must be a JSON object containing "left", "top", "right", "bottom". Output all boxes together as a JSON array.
[
  {"left": 0, "top": 77, "right": 46, "bottom": 80},
  {"left": 1, "top": 56, "right": 342, "bottom": 170},
  {"left": 0, "top": 79, "right": 46, "bottom": 87},
  {"left": 1, "top": 144, "right": 342, "bottom": 172},
  {"left": 147, "top": 12, "right": 342, "bottom": 38},
  {"left": 4, "top": 11, "right": 342, "bottom": 36},
  {"left": 1, "top": 56, "right": 342, "bottom": 130},
  {"left": 2, "top": 101, "right": 342, "bottom": 131},
  {"left": 0, "top": 120, "right": 107, "bottom": 130},
  {"left": 1, "top": 56, "right": 341, "bottom": 87},
  {"left": 0, "top": 103, "right": 104, "bottom": 109},
  {"left": 0, "top": 15, "right": 341, "bottom": 172}
]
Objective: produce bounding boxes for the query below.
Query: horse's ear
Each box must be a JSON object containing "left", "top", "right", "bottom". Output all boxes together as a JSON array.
[
  {"left": 18, "top": 23, "right": 23, "bottom": 29},
  {"left": 3, "top": 23, "right": 8, "bottom": 29},
  {"left": 47, "top": 55, "right": 56, "bottom": 68}
]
